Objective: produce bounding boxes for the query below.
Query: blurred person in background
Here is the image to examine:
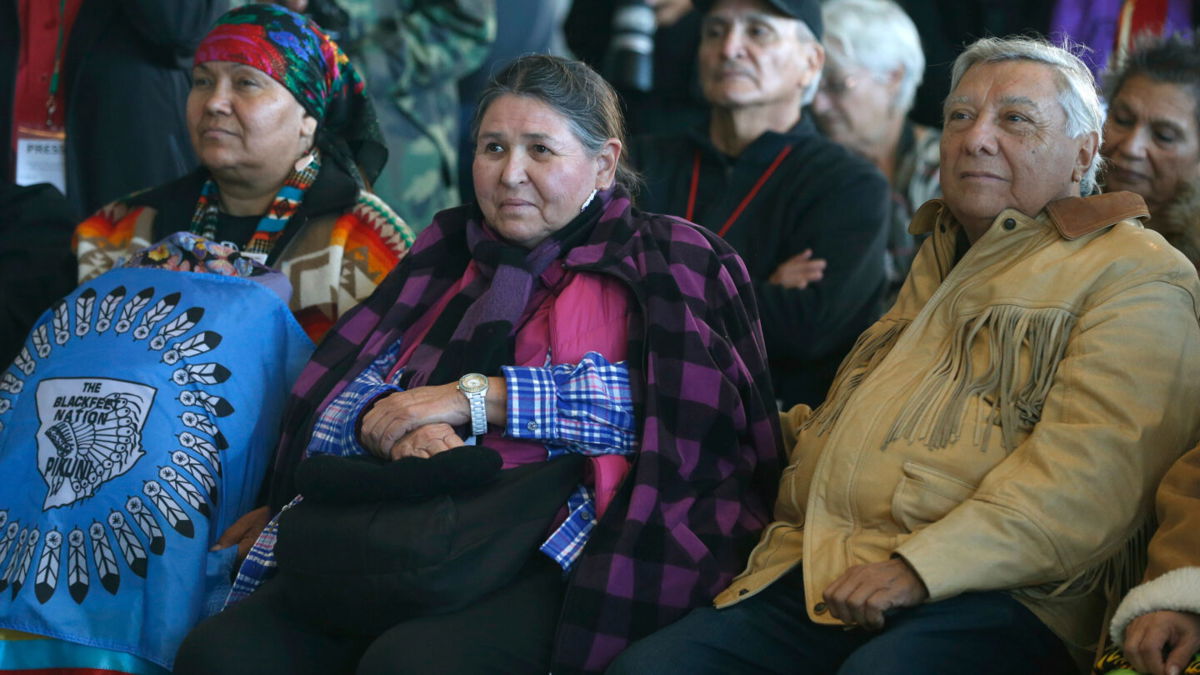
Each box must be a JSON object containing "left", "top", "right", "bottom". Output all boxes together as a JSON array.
[
  {"left": 1, "top": 0, "right": 225, "bottom": 221},
  {"left": 631, "top": 0, "right": 890, "bottom": 409},
  {"left": 1101, "top": 33, "right": 1200, "bottom": 269},
  {"left": 813, "top": 0, "right": 939, "bottom": 307},
  {"left": 0, "top": 0, "right": 226, "bottom": 369},
  {"left": 278, "top": 0, "right": 495, "bottom": 234}
]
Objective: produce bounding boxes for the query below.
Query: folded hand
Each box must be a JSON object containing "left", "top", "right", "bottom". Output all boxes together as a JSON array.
[
  {"left": 1124, "top": 610, "right": 1200, "bottom": 675},
  {"left": 822, "top": 557, "right": 929, "bottom": 631},
  {"left": 387, "top": 423, "right": 464, "bottom": 461},
  {"left": 360, "top": 384, "right": 469, "bottom": 459},
  {"left": 768, "top": 249, "right": 827, "bottom": 289}
]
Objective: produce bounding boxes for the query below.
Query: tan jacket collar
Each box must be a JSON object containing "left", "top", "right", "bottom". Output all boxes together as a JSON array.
[{"left": 910, "top": 192, "right": 1149, "bottom": 239}]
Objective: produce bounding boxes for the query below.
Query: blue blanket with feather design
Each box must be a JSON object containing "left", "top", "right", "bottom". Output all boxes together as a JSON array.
[{"left": 0, "top": 265, "right": 311, "bottom": 669}]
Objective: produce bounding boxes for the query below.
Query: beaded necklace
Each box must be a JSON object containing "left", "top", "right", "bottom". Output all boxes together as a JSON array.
[{"left": 189, "top": 150, "right": 322, "bottom": 265}]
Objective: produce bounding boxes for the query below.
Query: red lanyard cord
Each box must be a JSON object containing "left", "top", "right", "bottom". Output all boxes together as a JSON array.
[
  {"left": 46, "top": 0, "right": 68, "bottom": 128},
  {"left": 685, "top": 145, "right": 794, "bottom": 238}
]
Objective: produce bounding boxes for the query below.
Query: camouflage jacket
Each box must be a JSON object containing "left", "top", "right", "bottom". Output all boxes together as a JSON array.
[{"left": 340, "top": 0, "right": 495, "bottom": 233}]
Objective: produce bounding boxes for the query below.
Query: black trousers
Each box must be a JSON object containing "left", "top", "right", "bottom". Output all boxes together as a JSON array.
[
  {"left": 174, "top": 556, "right": 564, "bottom": 675},
  {"left": 607, "top": 566, "right": 1077, "bottom": 675}
]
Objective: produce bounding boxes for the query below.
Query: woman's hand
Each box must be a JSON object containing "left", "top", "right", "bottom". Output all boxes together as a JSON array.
[
  {"left": 388, "top": 423, "right": 464, "bottom": 460},
  {"left": 360, "top": 384, "right": 470, "bottom": 459},
  {"left": 769, "top": 249, "right": 827, "bottom": 289},
  {"left": 1124, "top": 610, "right": 1200, "bottom": 675},
  {"left": 212, "top": 506, "right": 271, "bottom": 562}
]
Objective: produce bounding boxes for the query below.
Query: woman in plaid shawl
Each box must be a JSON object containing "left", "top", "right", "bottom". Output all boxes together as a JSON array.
[{"left": 177, "top": 54, "right": 782, "bottom": 675}]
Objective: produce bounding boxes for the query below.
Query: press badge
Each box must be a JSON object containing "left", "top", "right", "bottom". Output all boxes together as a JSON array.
[{"left": 15, "top": 126, "right": 67, "bottom": 195}]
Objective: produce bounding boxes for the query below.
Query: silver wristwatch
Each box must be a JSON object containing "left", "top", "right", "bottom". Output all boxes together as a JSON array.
[{"left": 457, "top": 372, "right": 489, "bottom": 437}]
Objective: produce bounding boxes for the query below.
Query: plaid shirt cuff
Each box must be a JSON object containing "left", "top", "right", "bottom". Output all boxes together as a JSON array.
[
  {"left": 504, "top": 364, "right": 558, "bottom": 438},
  {"left": 540, "top": 485, "right": 597, "bottom": 572},
  {"left": 226, "top": 498, "right": 298, "bottom": 606},
  {"left": 503, "top": 352, "right": 635, "bottom": 456},
  {"left": 308, "top": 382, "right": 399, "bottom": 458},
  {"left": 307, "top": 341, "right": 405, "bottom": 458}
]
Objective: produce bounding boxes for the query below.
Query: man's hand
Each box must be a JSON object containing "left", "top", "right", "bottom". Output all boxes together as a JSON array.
[
  {"left": 1124, "top": 610, "right": 1200, "bottom": 675},
  {"left": 822, "top": 557, "right": 930, "bottom": 630},
  {"left": 388, "top": 423, "right": 464, "bottom": 461},
  {"left": 768, "top": 249, "right": 827, "bottom": 289},
  {"left": 212, "top": 506, "right": 271, "bottom": 562},
  {"left": 360, "top": 384, "right": 469, "bottom": 459}
]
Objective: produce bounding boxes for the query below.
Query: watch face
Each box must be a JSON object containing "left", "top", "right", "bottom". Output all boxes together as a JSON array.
[{"left": 460, "top": 373, "right": 488, "bottom": 393}]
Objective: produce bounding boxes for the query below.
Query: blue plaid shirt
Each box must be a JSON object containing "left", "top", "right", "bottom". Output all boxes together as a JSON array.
[
  {"left": 230, "top": 345, "right": 634, "bottom": 603},
  {"left": 503, "top": 359, "right": 636, "bottom": 568}
]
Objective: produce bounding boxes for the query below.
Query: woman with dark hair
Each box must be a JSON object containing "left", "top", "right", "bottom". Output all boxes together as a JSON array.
[
  {"left": 1102, "top": 34, "right": 1200, "bottom": 268},
  {"left": 74, "top": 4, "right": 413, "bottom": 341},
  {"left": 174, "top": 54, "right": 782, "bottom": 674}
]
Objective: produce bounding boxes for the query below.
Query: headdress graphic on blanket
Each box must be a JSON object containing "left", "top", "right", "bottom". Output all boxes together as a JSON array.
[{"left": 0, "top": 236, "right": 312, "bottom": 669}]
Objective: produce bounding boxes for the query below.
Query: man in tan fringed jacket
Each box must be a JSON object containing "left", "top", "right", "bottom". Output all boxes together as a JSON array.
[{"left": 609, "top": 36, "right": 1200, "bottom": 675}]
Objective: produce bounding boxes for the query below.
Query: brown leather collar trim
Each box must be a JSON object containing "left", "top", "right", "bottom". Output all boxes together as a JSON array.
[
  {"left": 908, "top": 199, "right": 946, "bottom": 235},
  {"left": 1045, "top": 192, "right": 1149, "bottom": 240}
]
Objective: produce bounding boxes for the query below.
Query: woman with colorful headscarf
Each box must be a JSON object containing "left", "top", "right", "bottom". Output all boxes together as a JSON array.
[{"left": 73, "top": 4, "right": 414, "bottom": 342}]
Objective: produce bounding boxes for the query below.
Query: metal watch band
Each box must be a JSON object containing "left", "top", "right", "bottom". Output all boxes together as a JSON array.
[{"left": 467, "top": 391, "right": 487, "bottom": 436}]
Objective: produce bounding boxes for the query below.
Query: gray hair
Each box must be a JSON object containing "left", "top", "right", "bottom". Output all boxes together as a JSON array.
[
  {"left": 821, "top": 0, "right": 924, "bottom": 112},
  {"left": 796, "top": 19, "right": 823, "bottom": 106},
  {"left": 472, "top": 54, "right": 642, "bottom": 194},
  {"left": 949, "top": 36, "right": 1104, "bottom": 194}
]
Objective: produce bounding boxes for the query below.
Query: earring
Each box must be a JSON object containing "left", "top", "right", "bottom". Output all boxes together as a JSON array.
[
  {"left": 580, "top": 188, "right": 598, "bottom": 212},
  {"left": 295, "top": 151, "right": 316, "bottom": 172}
]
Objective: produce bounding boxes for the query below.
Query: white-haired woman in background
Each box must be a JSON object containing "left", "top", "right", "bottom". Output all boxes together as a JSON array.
[{"left": 812, "top": 0, "right": 939, "bottom": 303}]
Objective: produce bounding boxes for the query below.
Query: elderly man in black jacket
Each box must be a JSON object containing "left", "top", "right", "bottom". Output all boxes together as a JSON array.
[{"left": 629, "top": 0, "right": 889, "bottom": 408}]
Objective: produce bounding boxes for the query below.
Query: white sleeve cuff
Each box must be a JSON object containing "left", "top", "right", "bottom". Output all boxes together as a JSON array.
[{"left": 1110, "top": 566, "right": 1200, "bottom": 645}]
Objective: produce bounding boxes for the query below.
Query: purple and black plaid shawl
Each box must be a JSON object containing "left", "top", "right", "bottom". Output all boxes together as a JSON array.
[{"left": 264, "top": 187, "right": 783, "bottom": 673}]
